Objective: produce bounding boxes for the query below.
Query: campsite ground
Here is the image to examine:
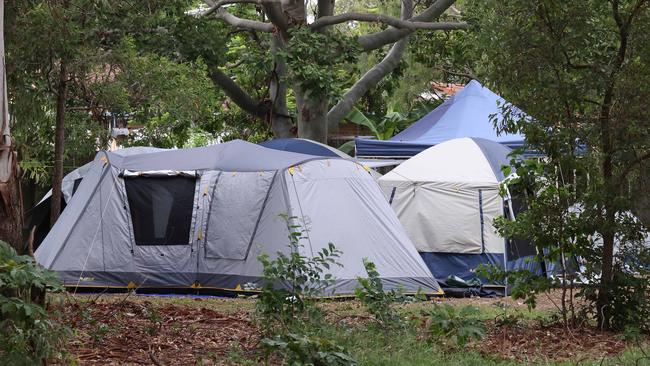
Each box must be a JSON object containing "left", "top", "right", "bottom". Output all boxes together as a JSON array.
[{"left": 49, "top": 290, "right": 648, "bottom": 365}]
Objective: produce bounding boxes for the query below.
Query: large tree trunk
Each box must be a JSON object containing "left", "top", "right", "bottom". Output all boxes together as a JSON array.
[
  {"left": 269, "top": 34, "right": 294, "bottom": 138},
  {"left": 295, "top": 88, "right": 328, "bottom": 143},
  {"left": 0, "top": 0, "right": 24, "bottom": 252},
  {"left": 50, "top": 61, "right": 68, "bottom": 227}
]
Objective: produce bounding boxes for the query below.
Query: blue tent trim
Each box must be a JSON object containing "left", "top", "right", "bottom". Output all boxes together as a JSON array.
[
  {"left": 420, "top": 252, "right": 504, "bottom": 285},
  {"left": 355, "top": 80, "right": 527, "bottom": 157},
  {"left": 259, "top": 138, "right": 343, "bottom": 158}
]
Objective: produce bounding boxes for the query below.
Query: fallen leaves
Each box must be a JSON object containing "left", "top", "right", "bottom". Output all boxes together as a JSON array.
[
  {"left": 476, "top": 321, "right": 629, "bottom": 363},
  {"left": 52, "top": 300, "right": 263, "bottom": 365}
]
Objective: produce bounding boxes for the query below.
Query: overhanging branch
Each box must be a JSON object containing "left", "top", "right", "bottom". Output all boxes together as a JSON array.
[
  {"left": 203, "top": 0, "right": 274, "bottom": 32},
  {"left": 214, "top": 7, "right": 273, "bottom": 32},
  {"left": 209, "top": 68, "right": 269, "bottom": 118},
  {"left": 357, "top": 0, "right": 459, "bottom": 51},
  {"left": 202, "top": 0, "right": 282, "bottom": 17},
  {"left": 327, "top": 0, "right": 414, "bottom": 125},
  {"left": 310, "top": 12, "right": 467, "bottom": 31}
]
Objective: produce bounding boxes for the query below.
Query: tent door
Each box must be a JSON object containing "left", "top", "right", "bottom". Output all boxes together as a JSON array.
[{"left": 121, "top": 172, "right": 200, "bottom": 283}]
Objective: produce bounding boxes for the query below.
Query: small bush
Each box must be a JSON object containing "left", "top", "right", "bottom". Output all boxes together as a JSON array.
[
  {"left": 423, "top": 304, "right": 485, "bottom": 348},
  {"left": 355, "top": 259, "right": 403, "bottom": 330},
  {"left": 256, "top": 215, "right": 342, "bottom": 333},
  {"left": 0, "top": 240, "right": 69, "bottom": 365},
  {"left": 262, "top": 333, "right": 356, "bottom": 366}
]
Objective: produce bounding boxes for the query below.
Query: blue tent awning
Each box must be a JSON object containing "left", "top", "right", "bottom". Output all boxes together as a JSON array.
[{"left": 355, "top": 80, "right": 527, "bottom": 158}]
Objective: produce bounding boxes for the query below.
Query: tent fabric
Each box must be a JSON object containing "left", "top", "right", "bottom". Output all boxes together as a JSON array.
[
  {"left": 421, "top": 252, "right": 504, "bottom": 283},
  {"left": 355, "top": 80, "right": 526, "bottom": 157},
  {"left": 379, "top": 138, "right": 535, "bottom": 286},
  {"left": 25, "top": 146, "right": 164, "bottom": 251},
  {"left": 259, "top": 138, "right": 402, "bottom": 170},
  {"left": 259, "top": 138, "right": 348, "bottom": 158},
  {"left": 35, "top": 140, "right": 441, "bottom": 295}
]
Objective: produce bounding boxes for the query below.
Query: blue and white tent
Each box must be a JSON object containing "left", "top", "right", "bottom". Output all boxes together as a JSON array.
[
  {"left": 378, "top": 137, "right": 539, "bottom": 287},
  {"left": 355, "top": 80, "right": 526, "bottom": 158}
]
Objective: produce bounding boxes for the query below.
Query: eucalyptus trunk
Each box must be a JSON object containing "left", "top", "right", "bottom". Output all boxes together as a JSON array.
[
  {"left": 50, "top": 61, "right": 68, "bottom": 227},
  {"left": 0, "top": 0, "right": 24, "bottom": 252}
]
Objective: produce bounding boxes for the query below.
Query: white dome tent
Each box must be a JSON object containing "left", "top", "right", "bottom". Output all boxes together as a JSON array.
[{"left": 379, "top": 137, "right": 539, "bottom": 289}]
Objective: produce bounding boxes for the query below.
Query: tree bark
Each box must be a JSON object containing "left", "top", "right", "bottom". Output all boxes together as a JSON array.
[
  {"left": 50, "top": 61, "right": 68, "bottom": 227},
  {"left": 295, "top": 87, "right": 329, "bottom": 142},
  {"left": 269, "top": 34, "right": 294, "bottom": 137},
  {"left": 0, "top": 0, "right": 25, "bottom": 252}
]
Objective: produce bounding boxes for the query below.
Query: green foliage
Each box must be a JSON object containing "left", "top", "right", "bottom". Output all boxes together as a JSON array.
[
  {"left": 344, "top": 107, "right": 407, "bottom": 141},
  {"left": 281, "top": 26, "right": 359, "bottom": 101},
  {"left": 423, "top": 304, "right": 485, "bottom": 348},
  {"left": 256, "top": 215, "right": 342, "bottom": 334},
  {"left": 580, "top": 242, "right": 650, "bottom": 332},
  {"left": 466, "top": 0, "right": 650, "bottom": 328},
  {"left": 6, "top": 0, "right": 227, "bottom": 187},
  {"left": 0, "top": 241, "right": 69, "bottom": 365},
  {"left": 262, "top": 333, "right": 357, "bottom": 366},
  {"left": 477, "top": 264, "right": 552, "bottom": 311},
  {"left": 355, "top": 259, "right": 403, "bottom": 329}
]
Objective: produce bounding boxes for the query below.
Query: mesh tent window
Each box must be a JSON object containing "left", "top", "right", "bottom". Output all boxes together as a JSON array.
[{"left": 124, "top": 176, "right": 197, "bottom": 246}]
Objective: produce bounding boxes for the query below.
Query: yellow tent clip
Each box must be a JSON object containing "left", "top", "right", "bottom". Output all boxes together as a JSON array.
[
  {"left": 288, "top": 166, "right": 295, "bottom": 175},
  {"left": 259, "top": 171, "right": 264, "bottom": 176},
  {"left": 191, "top": 282, "right": 202, "bottom": 289},
  {"left": 232, "top": 171, "right": 237, "bottom": 176},
  {"left": 203, "top": 186, "right": 209, "bottom": 196},
  {"left": 197, "top": 229, "right": 202, "bottom": 241},
  {"left": 363, "top": 165, "right": 371, "bottom": 172},
  {"left": 234, "top": 284, "right": 242, "bottom": 291},
  {"left": 127, "top": 281, "right": 137, "bottom": 289}
]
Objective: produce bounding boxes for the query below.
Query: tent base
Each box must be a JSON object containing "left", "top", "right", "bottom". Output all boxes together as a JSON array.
[
  {"left": 439, "top": 286, "right": 505, "bottom": 298},
  {"left": 62, "top": 284, "right": 444, "bottom": 299}
]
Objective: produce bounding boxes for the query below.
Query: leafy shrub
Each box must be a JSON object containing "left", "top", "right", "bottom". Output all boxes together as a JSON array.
[
  {"left": 256, "top": 215, "right": 342, "bottom": 333},
  {"left": 355, "top": 259, "right": 403, "bottom": 330},
  {"left": 423, "top": 304, "right": 485, "bottom": 348},
  {"left": 262, "top": 333, "right": 356, "bottom": 366},
  {"left": 0, "top": 240, "right": 69, "bottom": 364},
  {"left": 477, "top": 264, "right": 553, "bottom": 311}
]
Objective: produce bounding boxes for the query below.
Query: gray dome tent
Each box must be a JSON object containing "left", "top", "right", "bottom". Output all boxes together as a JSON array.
[
  {"left": 35, "top": 140, "right": 441, "bottom": 295},
  {"left": 25, "top": 146, "right": 164, "bottom": 251}
]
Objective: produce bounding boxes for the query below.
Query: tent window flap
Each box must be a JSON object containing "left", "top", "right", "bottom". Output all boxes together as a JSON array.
[
  {"left": 205, "top": 171, "right": 274, "bottom": 260},
  {"left": 124, "top": 176, "right": 196, "bottom": 246}
]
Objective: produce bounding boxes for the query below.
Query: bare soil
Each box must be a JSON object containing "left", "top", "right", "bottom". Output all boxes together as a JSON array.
[{"left": 50, "top": 290, "right": 635, "bottom": 365}]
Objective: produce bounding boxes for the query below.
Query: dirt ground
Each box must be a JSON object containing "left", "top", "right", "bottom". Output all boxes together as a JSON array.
[{"left": 49, "top": 290, "right": 636, "bottom": 365}]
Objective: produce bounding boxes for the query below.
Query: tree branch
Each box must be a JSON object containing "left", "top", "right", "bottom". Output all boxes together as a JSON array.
[
  {"left": 214, "top": 7, "right": 273, "bottom": 32},
  {"left": 202, "top": 0, "right": 279, "bottom": 17},
  {"left": 327, "top": 0, "right": 414, "bottom": 126},
  {"left": 203, "top": 0, "right": 274, "bottom": 32},
  {"left": 209, "top": 68, "right": 269, "bottom": 118},
  {"left": 262, "top": 3, "right": 289, "bottom": 32},
  {"left": 310, "top": 12, "right": 467, "bottom": 31},
  {"left": 357, "top": 0, "right": 458, "bottom": 52},
  {"left": 317, "top": 0, "right": 334, "bottom": 19}
]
